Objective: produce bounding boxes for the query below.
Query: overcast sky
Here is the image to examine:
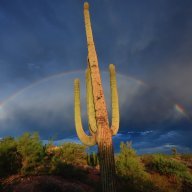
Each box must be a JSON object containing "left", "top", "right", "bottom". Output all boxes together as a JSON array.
[{"left": 0, "top": 0, "right": 192, "bottom": 153}]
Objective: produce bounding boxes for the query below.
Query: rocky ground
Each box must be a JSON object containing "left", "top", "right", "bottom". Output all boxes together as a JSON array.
[{"left": 0, "top": 168, "right": 100, "bottom": 192}]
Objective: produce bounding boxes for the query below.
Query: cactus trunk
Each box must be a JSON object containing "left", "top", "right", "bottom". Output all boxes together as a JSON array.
[
  {"left": 74, "top": 2, "right": 119, "bottom": 192},
  {"left": 98, "top": 129, "right": 116, "bottom": 192}
]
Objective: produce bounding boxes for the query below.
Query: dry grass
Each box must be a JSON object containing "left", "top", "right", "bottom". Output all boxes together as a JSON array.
[{"left": 149, "top": 173, "right": 182, "bottom": 192}]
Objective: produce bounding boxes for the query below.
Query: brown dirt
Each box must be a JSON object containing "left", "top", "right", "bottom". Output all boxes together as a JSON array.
[{"left": 1, "top": 173, "right": 99, "bottom": 192}]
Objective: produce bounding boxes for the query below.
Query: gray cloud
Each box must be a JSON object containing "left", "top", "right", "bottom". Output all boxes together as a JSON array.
[
  {"left": 0, "top": 0, "right": 192, "bottom": 153},
  {"left": 0, "top": 71, "right": 191, "bottom": 153}
]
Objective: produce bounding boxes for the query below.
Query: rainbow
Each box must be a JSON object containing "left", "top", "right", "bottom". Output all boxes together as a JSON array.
[
  {"left": 0, "top": 70, "right": 190, "bottom": 122},
  {"left": 0, "top": 70, "right": 191, "bottom": 124},
  {"left": 174, "top": 103, "right": 190, "bottom": 120},
  {"left": 0, "top": 70, "right": 146, "bottom": 107},
  {"left": 0, "top": 70, "right": 82, "bottom": 107}
]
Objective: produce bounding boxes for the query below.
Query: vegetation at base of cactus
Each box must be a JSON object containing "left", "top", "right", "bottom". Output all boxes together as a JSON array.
[
  {"left": 116, "top": 141, "right": 147, "bottom": 180},
  {"left": 146, "top": 154, "right": 192, "bottom": 183},
  {"left": 48, "top": 142, "right": 87, "bottom": 166},
  {"left": 1, "top": 134, "right": 192, "bottom": 192},
  {"left": 74, "top": 2, "right": 119, "bottom": 192},
  {"left": 17, "top": 132, "right": 45, "bottom": 175},
  {"left": 0, "top": 137, "right": 22, "bottom": 177},
  {"left": 87, "top": 152, "right": 98, "bottom": 168},
  {"left": 115, "top": 142, "right": 161, "bottom": 192}
]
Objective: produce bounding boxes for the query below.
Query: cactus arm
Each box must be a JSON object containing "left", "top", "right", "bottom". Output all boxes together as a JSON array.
[
  {"left": 86, "top": 68, "right": 97, "bottom": 134},
  {"left": 109, "top": 64, "right": 120, "bottom": 135},
  {"left": 74, "top": 79, "right": 96, "bottom": 146}
]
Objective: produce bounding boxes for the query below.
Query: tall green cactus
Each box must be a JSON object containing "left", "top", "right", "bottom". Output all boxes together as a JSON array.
[{"left": 74, "top": 2, "right": 119, "bottom": 192}]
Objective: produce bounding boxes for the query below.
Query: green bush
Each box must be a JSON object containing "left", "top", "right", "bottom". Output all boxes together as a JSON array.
[
  {"left": 148, "top": 154, "right": 192, "bottom": 183},
  {"left": 55, "top": 142, "right": 87, "bottom": 165},
  {"left": 48, "top": 154, "right": 88, "bottom": 181},
  {"left": 17, "top": 132, "right": 45, "bottom": 175},
  {"left": 116, "top": 142, "right": 161, "bottom": 192},
  {"left": 0, "top": 134, "right": 88, "bottom": 178},
  {"left": 44, "top": 142, "right": 87, "bottom": 176},
  {"left": 116, "top": 141, "right": 147, "bottom": 179},
  {"left": 0, "top": 137, "right": 22, "bottom": 177}
]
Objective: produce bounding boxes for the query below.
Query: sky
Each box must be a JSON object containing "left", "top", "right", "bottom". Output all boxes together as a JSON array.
[{"left": 0, "top": 0, "right": 192, "bottom": 154}]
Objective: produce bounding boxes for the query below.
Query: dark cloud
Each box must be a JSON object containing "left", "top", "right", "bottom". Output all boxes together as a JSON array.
[
  {"left": 0, "top": 0, "right": 192, "bottom": 153},
  {"left": 0, "top": 72, "right": 191, "bottom": 153}
]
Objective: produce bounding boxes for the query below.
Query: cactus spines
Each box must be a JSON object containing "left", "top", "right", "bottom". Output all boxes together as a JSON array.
[{"left": 74, "top": 2, "right": 119, "bottom": 192}]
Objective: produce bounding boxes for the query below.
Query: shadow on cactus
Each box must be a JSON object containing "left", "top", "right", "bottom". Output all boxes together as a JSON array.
[{"left": 74, "top": 2, "right": 120, "bottom": 192}]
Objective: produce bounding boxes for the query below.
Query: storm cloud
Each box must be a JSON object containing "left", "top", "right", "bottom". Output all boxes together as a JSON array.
[
  {"left": 0, "top": 0, "right": 192, "bottom": 153},
  {"left": 0, "top": 71, "right": 191, "bottom": 153}
]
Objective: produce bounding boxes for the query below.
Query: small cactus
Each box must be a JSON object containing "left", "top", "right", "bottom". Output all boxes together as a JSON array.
[
  {"left": 87, "top": 152, "right": 98, "bottom": 168},
  {"left": 74, "top": 2, "right": 119, "bottom": 192},
  {"left": 171, "top": 147, "right": 178, "bottom": 156}
]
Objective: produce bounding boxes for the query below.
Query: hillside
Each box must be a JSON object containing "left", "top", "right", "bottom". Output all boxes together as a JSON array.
[{"left": 1, "top": 133, "right": 192, "bottom": 192}]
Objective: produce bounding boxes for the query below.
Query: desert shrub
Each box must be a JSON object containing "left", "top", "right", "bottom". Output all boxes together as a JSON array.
[
  {"left": 141, "top": 154, "right": 154, "bottom": 165},
  {"left": 45, "top": 142, "right": 88, "bottom": 179},
  {"left": 49, "top": 154, "right": 87, "bottom": 181},
  {"left": 148, "top": 154, "right": 192, "bottom": 183},
  {"left": 116, "top": 142, "right": 160, "bottom": 192},
  {"left": 149, "top": 173, "right": 183, "bottom": 192},
  {"left": 55, "top": 142, "right": 87, "bottom": 165},
  {"left": 116, "top": 141, "right": 147, "bottom": 179},
  {"left": 17, "top": 132, "right": 45, "bottom": 175},
  {"left": 0, "top": 137, "right": 22, "bottom": 177},
  {"left": 180, "top": 153, "right": 192, "bottom": 162}
]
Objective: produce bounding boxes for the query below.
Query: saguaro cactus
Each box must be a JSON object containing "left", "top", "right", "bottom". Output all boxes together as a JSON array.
[{"left": 74, "top": 2, "right": 119, "bottom": 192}]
